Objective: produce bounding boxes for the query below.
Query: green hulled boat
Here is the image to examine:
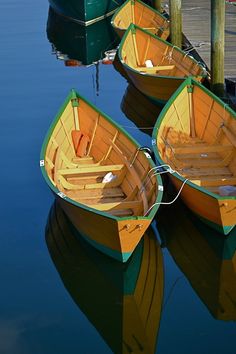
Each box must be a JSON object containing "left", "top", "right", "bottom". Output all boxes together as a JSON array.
[
  {"left": 48, "top": 0, "right": 124, "bottom": 26},
  {"left": 47, "top": 7, "right": 119, "bottom": 66}
]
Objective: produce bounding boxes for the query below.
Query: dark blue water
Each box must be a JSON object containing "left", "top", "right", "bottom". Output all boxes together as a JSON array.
[{"left": 0, "top": 1, "right": 235, "bottom": 353}]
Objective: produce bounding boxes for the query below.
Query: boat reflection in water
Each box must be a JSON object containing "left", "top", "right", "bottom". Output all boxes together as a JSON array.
[
  {"left": 157, "top": 199, "right": 236, "bottom": 321},
  {"left": 121, "top": 83, "right": 162, "bottom": 137},
  {"left": 46, "top": 7, "right": 119, "bottom": 67},
  {"left": 45, "top": 201, "right": 164, "bottom": 353}
]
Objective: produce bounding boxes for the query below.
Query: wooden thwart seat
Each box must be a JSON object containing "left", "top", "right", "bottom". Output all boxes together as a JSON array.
[
  {"left": 58, "top": 171, "right": 124, "bottom": 190},
  {"left": 67, "top": 187, "right": 125, "bottom": 200},
  {"left": 190, "top": 176, "right": 236, "bottom": 187},
  {"left": 183, "top": 166, "right": 232, "bottom": 178},
  {"left": 172, "top": 144, "right": 233, "bottom": 155},
  {"left": 58, "top": 164, "right": 125, "bottom": 176},
  {"left": 136, "top": 65, "right": 175, "bottom": 74},
  {"left": 72, "top": 156, "right": 94, "bottom": 164}
]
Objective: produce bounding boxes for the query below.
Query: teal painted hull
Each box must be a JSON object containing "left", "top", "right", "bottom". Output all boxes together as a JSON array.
[
  {"left": 47, "top": 7, "right": 119, "bottom": 65},
  {"left": 196, "top": 213, "right": 235, "bottom": 236},
  {"left": 76, "top": 228, "right": 133, "bottom": 262},
  {"left": 48, "top": 0, "right": 124, "bottom": 25}
]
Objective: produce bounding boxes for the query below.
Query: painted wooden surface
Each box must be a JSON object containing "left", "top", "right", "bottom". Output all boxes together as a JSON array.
[
  {"left": 48, "top": 0, "right": 124, "bottom": 25},
  {"left": 153, "top": 78, "right": 236, "bottom": 234},
  {"left": 111, "top": 0, "right": 170, "bottom": 39},
  {"left": 41, "top": 90, "right": 163, "bottom": 262},
  {"left": 119, "top": 24, "right": 207, "bottom": 104}
]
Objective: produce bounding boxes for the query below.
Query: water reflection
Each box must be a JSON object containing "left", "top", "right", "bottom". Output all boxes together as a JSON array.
[
  {"left": 121, "top": 83, "right": 162, "bottom": 137},
  {"left": 45, "top": 201, "right": 164, "bottom": 353},
  {"left": 46, "top": 7, "right": 119, "bottom": 67},
  {"left": 157, "top": 200, "right": 236, "bottom": 321}
]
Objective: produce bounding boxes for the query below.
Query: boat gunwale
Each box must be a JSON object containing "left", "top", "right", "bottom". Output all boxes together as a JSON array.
[
  {"left": 40, "top": 89, "right": 163, "bottom": 221},
  {"left": 152, "top": 77, "right": 236, "bottom": 201},
  {"left": 118, "top": 24, "right": 208, "bottom": 81},
  {"left": 111, "top": 0, "right": 169, "bottom": 30}
]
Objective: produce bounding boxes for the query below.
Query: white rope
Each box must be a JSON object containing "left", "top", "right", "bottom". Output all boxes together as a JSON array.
[
  {"left": 144, "top": 178, "right": 188, "bottom": 215},
  {"left": 143, "top": 164, "right": 189, "bottom": 216}
]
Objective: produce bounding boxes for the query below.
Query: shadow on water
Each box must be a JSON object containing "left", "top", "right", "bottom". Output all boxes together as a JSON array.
[
  {"left": 45, "top": 201, "right": 164, "bottom": 353},
  {"left": 46, "top": 6, "right": 119, "bottom": 67},
  {"left": 121, "top": 83, "right": 162, "bottom": 137},
  {"left": 156, "top": 198, "right": 236, "bottom": 321}
]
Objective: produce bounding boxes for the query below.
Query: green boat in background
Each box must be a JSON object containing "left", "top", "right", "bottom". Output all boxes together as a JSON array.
[
  {"left": 47, "top": 7, "right": 119, "bottom": 66},
  {"left": 48, "top": 0, "right": 124, "bottom": 25}
]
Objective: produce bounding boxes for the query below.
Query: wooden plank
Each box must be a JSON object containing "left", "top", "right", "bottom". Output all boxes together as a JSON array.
[
  {"left": 85, "top": 200, "right": 142, "bottom": 211},
  {"left": 58, "top": 164, "right": 125, "bottom": 176},
  {"left": 67, "top": 188, "right": 125, "bottom": 200},
  {"left": 183, "top": 166, "right": 232, "bottom": 177},
  {"left": 181, "top": 0, "right": 236, "bottom": 78},
  {"left": 66, "top": 168, "right": 126, "bottom": 186},
  {"left": 221, "top": 125, "right": 236, "bottom": 147},
  {"left": 72, "top": 156, "right": 94, "bottom": 163},
  {"left": 173, "top": 144, "right": 232, "bottom": 154},
  {"left": 60, "top": 178, "right": 123, "bottom": 190},
  {"left": 110, "top": 209, "right": 133, "bottom": 216},
  {"left": 136, "top": 65, "right": 175, "bottom": 73},
  {"left": 173, "top": 60, "right": 193, "bottom": 77},
  {"left": 190, "top": 176, "right": 236, "bottom": 187},
  {"left": 109, "top": 140, "right": 149, "bottom": 214},
  {"left": 87, "top": 114, "right": 99, "bottom": 155},
  {"left": 176, "top": 158, "right": 230, "bottom": 168},
  {"left": 75, "top": 196, "right": 124, "bottom": 204}
]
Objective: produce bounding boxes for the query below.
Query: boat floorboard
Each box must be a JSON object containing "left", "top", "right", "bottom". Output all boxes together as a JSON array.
[{"left": 66, "top": 187, "right": 125, "bottom": 200}]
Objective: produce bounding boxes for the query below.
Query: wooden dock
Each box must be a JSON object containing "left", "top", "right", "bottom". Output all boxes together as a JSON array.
[{"left": 165, "top": 0, "right": 236, "bottom": 78}]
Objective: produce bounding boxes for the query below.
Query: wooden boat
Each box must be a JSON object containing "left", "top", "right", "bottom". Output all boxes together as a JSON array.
[
  {"left": 48, "top": 0, "right": 124, "bottom": 26},
  {"left": 152, "top": 77, "right": 236, "bottom": 235},
  {"left": 157, "top": 199, "right": 236, "bottom": 321},
  {"left": 111, "top": 0, "right": 170, "bottom": 40},
  {"left": 40, "top": 89, "right": 163, "bottom": 262},
  {"left": 47, "top": 7, "right": 119, "bottom": 66},
  {"left": 118, "top": 24, "right": 207, "bottom": 105},
  {"left": 46, "top": 200, "right": 164, "bottom": 353}
]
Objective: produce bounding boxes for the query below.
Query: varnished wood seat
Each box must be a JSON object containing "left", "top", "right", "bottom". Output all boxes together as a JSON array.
[
  {"left": 190, "top": 176, "right": 236, "bottom": 187},
  {"left": 136, "top": 65, "right": 175, "bottom": 74},
  {"left": 172, "top": 144, "right": 233, "bottom": 155},
  {"left": 58, "top": 164, "right": 125, "bottom": 176}
]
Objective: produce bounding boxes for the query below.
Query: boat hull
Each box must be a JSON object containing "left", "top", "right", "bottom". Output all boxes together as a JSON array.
[
  {"left": 119, "top": 24, "right": 207, "bottom": 105},
  {"left": 122, "top": 67, "right": 185, "bottom": 105},
  {"left": 111, "top": 0, "right": 170, "bottom": 40},
  {"left": 169, "top": 175, "right": 236, "bottom": 235},
  {"left": 55, "top": 186, "right": 151, "bottom": 262},
  {"left": 41, "top": 89, "right": 163, "bottom": 262},
  {"left": 152, "top": 77, "right": 236, "bottom": 235},
  {"left": 47, "top": 8, "right": 119, "bottom": 65},
  {"left": 48, "top": 0, "right": 124, "bottom": 25}
]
